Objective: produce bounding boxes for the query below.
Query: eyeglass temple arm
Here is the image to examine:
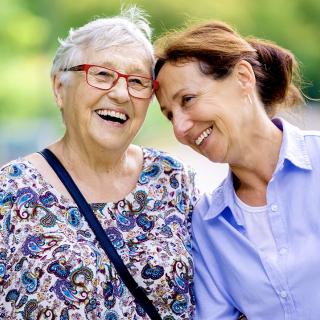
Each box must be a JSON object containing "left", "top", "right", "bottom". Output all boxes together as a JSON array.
[{"left": 61, "top": 65, "right": 86, "bottom": 72}]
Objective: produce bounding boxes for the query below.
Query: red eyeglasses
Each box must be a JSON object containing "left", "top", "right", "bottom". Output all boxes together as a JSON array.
[{"left": 63, "top": 64, "right": 158, "bottom": 99}]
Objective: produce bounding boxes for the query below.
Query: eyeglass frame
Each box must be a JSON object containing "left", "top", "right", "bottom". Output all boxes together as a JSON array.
[{"left": 61, "top": 64, "right": 159, "bottom": 99}]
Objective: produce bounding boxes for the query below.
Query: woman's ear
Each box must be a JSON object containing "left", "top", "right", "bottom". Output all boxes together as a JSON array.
[
  {"left": 52, "top": 73, "right": 65, "bottom": 109},
  {"left": 234, "top": 60, "right": 256, "bottom": 94}
]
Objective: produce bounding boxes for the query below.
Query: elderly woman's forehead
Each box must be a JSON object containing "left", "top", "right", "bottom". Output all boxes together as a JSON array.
[{"left": 84, "top": 45, "right": 153, "bottom": 71}]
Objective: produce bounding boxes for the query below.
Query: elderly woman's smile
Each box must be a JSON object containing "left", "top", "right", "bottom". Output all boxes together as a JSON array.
[{"left": 95, "top": 108, "right": 129, "bottom": 125}]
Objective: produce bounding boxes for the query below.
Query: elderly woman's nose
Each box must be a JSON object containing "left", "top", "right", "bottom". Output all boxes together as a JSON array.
[
  {"left": 172, "top": 113, "right": 193, "bottom": 140},
  {"left": 108, "top": 77, "right": 130, "bottom": 102}
]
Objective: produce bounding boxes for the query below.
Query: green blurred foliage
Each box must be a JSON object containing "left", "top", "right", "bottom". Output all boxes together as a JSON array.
[{"left": 0, "top": 0, "right": 319, "bottom": 126}]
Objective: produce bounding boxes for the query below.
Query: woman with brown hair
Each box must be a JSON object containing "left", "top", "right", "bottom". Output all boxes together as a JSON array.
[{"left": 154, "top": 21, "right": 320, "bottom": 319}]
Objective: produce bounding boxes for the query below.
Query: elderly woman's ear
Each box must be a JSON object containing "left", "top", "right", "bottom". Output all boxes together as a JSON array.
[
  {"left": 52, "top": 73, "right": 65, "bottom": 109},
  {"left": 234, "top": 60, "right": 256, "bottom": 95}
]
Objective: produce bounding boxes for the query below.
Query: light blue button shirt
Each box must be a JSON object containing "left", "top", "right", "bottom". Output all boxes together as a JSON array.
[{"left": 192, "top": 118, "right": 320, "bottom": 320}]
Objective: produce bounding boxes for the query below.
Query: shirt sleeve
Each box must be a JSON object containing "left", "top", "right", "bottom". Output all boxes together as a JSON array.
[
  {"left": 0, "top": 166, "right": 13, "bottom": 295},
  {"left": 0, "top": 203, "right": 11, "bottom": 297},
  {"left": 0, "top": 212, "right": 9, "bottom": 292},
  {"left": 183, "top": 166, "right": 201, "bottom": 235},
  {"left": 192, "top": 204, "right": 240, "bottom": 320}
]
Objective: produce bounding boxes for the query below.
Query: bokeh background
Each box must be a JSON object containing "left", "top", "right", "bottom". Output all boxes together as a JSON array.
[{"left": 1, "top": 0, "right": 319, "bottom": 191}]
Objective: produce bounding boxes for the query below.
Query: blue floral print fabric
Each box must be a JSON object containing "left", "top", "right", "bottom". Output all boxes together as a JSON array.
[{"left": 0, "top": 147, "right": 199, "bottom": 319}]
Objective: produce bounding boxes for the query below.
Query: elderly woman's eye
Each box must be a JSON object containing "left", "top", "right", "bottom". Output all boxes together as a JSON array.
[
  {"left": 90, "top": 67, "right": 115, "bottom": 80},
  {"left": 97, "top": 71, "right": 113, "bottom": 77},
  {"left": 129, "top": 78, "right": 143, "bottom": 85},
  {"left": 128, "top": 77, "right": 150, "bottom": 89}
]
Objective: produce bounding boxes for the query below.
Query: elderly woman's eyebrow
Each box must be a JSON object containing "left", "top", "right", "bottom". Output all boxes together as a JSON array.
[
  {"left": 100, "top": 60, "right": 150, "bottom": 74},
  {"left": 129, "top": 67, "right": 151, "bottom": 75},
  {"left": 128, "top": 65, "right": 152, "bottom": 75}
]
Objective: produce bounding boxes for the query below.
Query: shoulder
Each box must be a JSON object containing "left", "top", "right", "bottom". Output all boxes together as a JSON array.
[
  {"left": 0, "top": 158, "right": 37, "bottom": 198},
  {"left": 142, "top": 146, "right": 196, "bottom": 177},
  {"left": 0, "top": 159, "right": 32, "bottom": 225},
  {"left": 143, "top": 146, "right": 186, "bottom": 168},
  {"left": 141, "top": 146, "right": 200, "bottom": 200},
  {"left": 1, "top": 158, "right": 29, "bottom": 185},
  {"left": 193, "top": 175, "right": 230, "bottom": 221}
]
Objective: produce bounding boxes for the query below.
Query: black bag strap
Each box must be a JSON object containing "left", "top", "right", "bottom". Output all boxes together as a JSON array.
[{"left": 39, "top": 148, "right": 161, "bottom": 320}]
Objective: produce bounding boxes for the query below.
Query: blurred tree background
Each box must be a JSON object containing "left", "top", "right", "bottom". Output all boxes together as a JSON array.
[{"left": 1, "top": 0, "right": 319, "bottom": 169}]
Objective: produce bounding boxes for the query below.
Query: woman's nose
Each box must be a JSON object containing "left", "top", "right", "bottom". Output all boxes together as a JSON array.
[{"left": 172, "top": 112, "right": 193, "bottom": 141}]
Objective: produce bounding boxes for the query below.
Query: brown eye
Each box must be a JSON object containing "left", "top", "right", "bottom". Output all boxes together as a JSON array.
[{"left": 182, "top": 95, "right": 194, "bottom": 105}]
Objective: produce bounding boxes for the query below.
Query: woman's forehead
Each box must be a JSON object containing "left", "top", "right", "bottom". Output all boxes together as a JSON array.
[{"left": 157, "top": 61, "right": 203, "bottom": 86}]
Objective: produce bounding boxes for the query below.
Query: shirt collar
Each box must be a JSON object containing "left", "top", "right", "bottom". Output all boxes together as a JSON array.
[
  {"left": 201, "top": 170, "right": 243, "bottom": 225},
  {"left": 201, "top": 117, "right": 312, "bottom": 222},
  {"left": 273, "top": 117, "right": 312, "bottom": 171}
]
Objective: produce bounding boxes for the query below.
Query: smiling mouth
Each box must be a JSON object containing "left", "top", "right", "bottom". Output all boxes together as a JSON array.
[
  {"left": 195, "top": 126, "right": 213, "bottom": 146},
  {"left": 95, "top": 109, "right": 128, "bottom": 124}
]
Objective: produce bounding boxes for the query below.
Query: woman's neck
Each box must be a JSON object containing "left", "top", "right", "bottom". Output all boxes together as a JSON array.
[
  {"left": 230, "top": 118, "right": 283, "bottom": 205},
  {"left": 47, "top": 138, "right": 143, "bottom": 203},
  {"left": 52, "top": 135, "right": 129, "bottom": 174}
]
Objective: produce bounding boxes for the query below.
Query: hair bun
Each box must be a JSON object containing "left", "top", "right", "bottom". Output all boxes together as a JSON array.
[{"left": 247, "top": 39, "right": 303, "bottom": 114}]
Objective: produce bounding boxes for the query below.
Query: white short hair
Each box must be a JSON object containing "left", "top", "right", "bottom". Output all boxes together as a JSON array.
[{"left": 51, "top": 6, "right": 154, "bottom": 78}]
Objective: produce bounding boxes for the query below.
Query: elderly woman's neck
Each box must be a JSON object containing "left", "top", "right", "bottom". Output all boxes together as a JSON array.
[
  {"left": 54, "top": 139, "right": 135, "bottom": 172},
  {"left": 46, "top": 139, "right": 143, "bottom": 203}
]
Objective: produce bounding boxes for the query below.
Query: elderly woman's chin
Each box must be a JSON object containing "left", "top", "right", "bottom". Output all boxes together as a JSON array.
[
  {"left": 61, "top": 101, "right": 147, "bottom": 152},
  {"left": 80, "top": 118, "right": 144, "bottom": 152}
]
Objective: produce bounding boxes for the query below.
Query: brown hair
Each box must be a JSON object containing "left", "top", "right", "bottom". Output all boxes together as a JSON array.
[{"left": 154, "top": 21, "right": 304, "bottom": 117}]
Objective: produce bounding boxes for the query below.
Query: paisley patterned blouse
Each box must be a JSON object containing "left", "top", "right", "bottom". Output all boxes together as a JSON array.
[{"left": 0, "top": 147, "right": 199, "bottom": 320}]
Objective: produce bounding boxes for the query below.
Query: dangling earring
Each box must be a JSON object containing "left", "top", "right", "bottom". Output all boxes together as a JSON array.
[{"left": 247, "top": 94, "right": 253, "bottom": 105}]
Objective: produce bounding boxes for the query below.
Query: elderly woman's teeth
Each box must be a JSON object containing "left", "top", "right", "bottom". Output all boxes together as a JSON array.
[
  {"left": 195, "top": 127, "right": 213, "bottom": 146},
  {"left": 96, "top": 109, "right": 127, "bottom": 123}
]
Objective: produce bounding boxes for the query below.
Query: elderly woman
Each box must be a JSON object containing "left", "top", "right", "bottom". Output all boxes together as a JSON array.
[
  {"left": 155, "top": 20, "right": 320, "bottom": 319},
  {"left": 0, "top": 8, "right": 198, "bottom": 319}
]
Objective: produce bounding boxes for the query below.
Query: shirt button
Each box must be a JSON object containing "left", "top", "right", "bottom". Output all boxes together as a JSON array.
[
  {"left": 279, "top": 248, "right": 288, "bottom": 256},
  {"left": 271, "top": 204, "right": 278, "bottom": 212},
  {"left": 279, "top": 290, "right": 288, "bottom": 299}
]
